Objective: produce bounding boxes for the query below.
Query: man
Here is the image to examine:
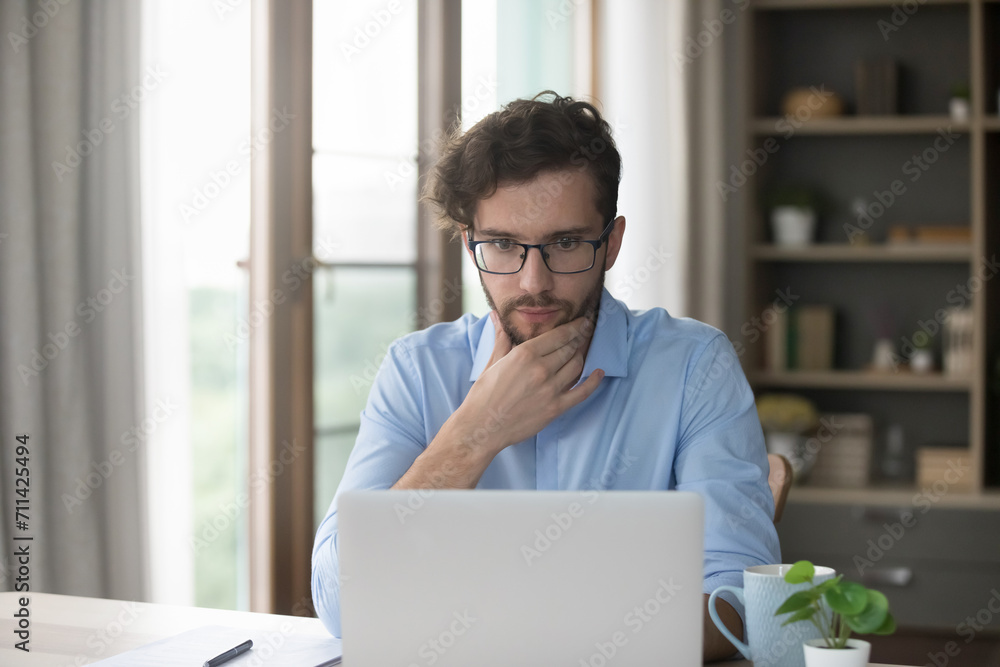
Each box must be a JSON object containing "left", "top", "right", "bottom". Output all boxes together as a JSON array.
[{"left": 312, "top": 91, "right": 780, "bottom": 661}]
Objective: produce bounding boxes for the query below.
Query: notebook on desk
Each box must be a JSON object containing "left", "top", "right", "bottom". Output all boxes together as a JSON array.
[
  {"left": 338, "top": 490, "right": 704, "bottom": 666},
  {"left": 88, "top": 625, "right": 341, "bottom": 666}
]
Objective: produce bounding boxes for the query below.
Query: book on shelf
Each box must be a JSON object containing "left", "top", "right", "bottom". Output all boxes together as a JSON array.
[
  {"left": 855, "top": 57, "right": 898, "bottom": 116},
  {"left": 765, "top": 305, "right": 835, "bottom": 372}
]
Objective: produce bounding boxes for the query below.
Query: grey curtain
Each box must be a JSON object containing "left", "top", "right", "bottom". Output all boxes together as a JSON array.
[
  {"left": 681, "top": 0, "right": 757, "bottom": 338},
  {"left": 683, "top": 0, "right": 730, "bottom": 330},
  {"left": 596, "top": 0, "right": 689, "bottom": 315},
  {"left": 0, "top": 0, "right": 147, "bottom": 600}
]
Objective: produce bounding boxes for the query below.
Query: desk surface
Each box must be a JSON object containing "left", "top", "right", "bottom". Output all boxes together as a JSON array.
[
  {"left": 0, "top": 592, "right": 330, "bottom": 666},
  {"left": 0, "top": 592, "right": 908, "bottom": 666}
]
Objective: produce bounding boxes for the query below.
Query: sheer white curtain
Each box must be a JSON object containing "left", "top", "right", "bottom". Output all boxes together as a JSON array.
[
  {"left": 596, "top": 0, "right": 729, "bottom": 327},
  {"left": 0, "top": 1, "right": 147, "bottom": 599}
]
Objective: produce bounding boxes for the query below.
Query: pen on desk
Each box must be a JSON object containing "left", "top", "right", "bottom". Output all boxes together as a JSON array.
[{"left": 204, "top": 639, "right": 253, "bottom": 667}]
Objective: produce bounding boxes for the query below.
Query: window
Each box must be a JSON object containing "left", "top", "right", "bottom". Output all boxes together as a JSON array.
[
  {"left": 142, "top": 0, "right": 592, "bottom": 611},
  {"left": 311, "top": 0, "right": 419, "bottom": 528},
  {"left": 141, "top": 0, "right": 251, "bottom": 609},
  {"left": 460, "top": 0, "right": 590, "bottom": 314}
]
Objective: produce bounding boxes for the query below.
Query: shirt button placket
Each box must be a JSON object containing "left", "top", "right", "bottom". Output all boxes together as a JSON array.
[{"left": 535, "top": 419, "right": 562, "bottom": 490}]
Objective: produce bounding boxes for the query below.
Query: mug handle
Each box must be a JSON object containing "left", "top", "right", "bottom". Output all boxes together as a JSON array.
[{"left": 707, "top": 585, "right": 751, "bottom": 660}]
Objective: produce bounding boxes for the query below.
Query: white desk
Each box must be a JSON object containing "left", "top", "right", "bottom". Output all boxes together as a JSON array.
[
  {"left": 0, "top": 592, "right": 330, "bottom": 666},
  {"left": 0, "top": 592, "right": 908, "bottom": 666}
]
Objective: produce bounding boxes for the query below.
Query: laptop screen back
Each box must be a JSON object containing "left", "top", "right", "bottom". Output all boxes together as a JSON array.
[{"left": 338, "top": 490, "right": 704, "bottom": 667}]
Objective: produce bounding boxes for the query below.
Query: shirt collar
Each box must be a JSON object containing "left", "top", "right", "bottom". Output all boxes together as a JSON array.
[{"left": 469, "top": 287, "right": 629, "bottom": 382}]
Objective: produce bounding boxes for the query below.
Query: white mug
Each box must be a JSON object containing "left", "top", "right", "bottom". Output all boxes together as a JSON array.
[{"left": 709, "top": 564, "right": 835, "bottom": 667}]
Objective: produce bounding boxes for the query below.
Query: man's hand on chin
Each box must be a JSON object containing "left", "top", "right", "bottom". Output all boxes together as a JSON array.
[{"left": 392, "top": 315, "right": 603, "bottom": 491}]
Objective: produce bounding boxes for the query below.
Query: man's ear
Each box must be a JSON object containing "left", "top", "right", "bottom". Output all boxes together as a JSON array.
[
  {"left": 462, "top": 227, "right": 475, "bottom": 262},
  {"left": 603, "top": 216, "right": 626, "bottom": 270}
]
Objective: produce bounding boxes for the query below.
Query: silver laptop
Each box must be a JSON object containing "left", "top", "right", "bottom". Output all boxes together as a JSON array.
[{"left": 338, "top": 490, "right": 704, "bottom": 666}]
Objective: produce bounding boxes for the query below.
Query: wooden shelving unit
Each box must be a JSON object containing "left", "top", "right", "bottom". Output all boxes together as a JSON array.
[
  {"left": 753, "top": 0, "right": 971, "bottom": 7},
  {"left": 749, "top": 370, "right": 974, "bottom": 392},
  {"left": 751, "top": 243, "right": 973, "bottom": 262},
  {"left": 788, "top": 485, "right": 1000, "bottom": 509},
  {"left": 736, "top": 6, "right": 1000, "bottom": 638},
  {"left": 740, "top": 0, "right": 999, "bottom": 507},
  {"left": 751, "top": 115, "right": 970, "bottom": 135}
]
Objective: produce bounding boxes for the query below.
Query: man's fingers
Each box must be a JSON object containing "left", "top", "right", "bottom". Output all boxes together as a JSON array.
[
  {"left": 559, "top": 368, "right": 605, "bottom": 411},
  {"left": 554, "top": 347, "right": 587, "bottom": 391},
  {"left": 528, "top": 317, "right": 592, "bottom": 357},
  {"left": 486, "top": 311, "right": 512, "bottom": 369}
]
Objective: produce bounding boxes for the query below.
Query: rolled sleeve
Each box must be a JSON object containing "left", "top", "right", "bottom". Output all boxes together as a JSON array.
[
  {"left": 311, "top": 340, "right": 429, "bottom": 638},
  {"left": 674, "top": 334, "right": 781, "bottom": 625}
]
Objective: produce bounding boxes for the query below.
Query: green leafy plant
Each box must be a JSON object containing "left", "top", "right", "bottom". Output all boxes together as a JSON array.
[
  {"left": 775, "top": 560, "right": 896, "bottom": 649},
  {"left": 766, "top": 184, "right": 825, "bottom": 213},
  {"left": 912, "top": 331, "right": 933, "bottom": 350},
  {"left": 756, "top": 393, "right": 818, "bottom": 434}
]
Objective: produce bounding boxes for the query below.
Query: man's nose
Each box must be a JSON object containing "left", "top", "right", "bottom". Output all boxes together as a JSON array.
[{"left": 519, "top": 246, "right": 555, "bottom": 294}]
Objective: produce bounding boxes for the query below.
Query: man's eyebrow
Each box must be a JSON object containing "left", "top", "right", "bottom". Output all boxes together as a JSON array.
[{"left": 476, "top": 226, "right": 595, "bottom": 239}]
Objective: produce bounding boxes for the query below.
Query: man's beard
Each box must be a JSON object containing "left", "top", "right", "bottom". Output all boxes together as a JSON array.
[{"left": 480, "top": 267, "right": 605, "bottom": 346}]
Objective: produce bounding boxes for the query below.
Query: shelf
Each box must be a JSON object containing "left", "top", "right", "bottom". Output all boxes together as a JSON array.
[
  {"left": 750, "top": 370, "right": 972, "bottom": 392},
  {"left": 745, "top": 0, "right": 992, "bottom": 495},
  {"left": 753, "top": 0, "right": 972, "bottom": 9},
  {"left": 752, "top": 115, "right": 970, "bottom": 136},
  {"left": 752, "top": 243, "right": 971, "bottom": 263},
  {"left": 788, "top": 486, "right": 1000, "bottom": 510}
]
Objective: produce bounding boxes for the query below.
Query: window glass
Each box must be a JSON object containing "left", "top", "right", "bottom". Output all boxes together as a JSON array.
[{"left": 313, "top": 1, "right": 419, "bottom": 527}]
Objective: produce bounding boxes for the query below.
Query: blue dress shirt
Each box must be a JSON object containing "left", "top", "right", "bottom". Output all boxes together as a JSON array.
[{"left": 312, "top": 288, "right": 781, "bottom": 637}]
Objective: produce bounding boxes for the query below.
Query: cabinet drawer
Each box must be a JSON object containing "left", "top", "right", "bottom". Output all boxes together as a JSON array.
[
  {"left": 779, "top": 553, "right": 1000, "bottom": 630},
  {"left": 777, "top": 503, "right": 1000, "bottom": 566}
]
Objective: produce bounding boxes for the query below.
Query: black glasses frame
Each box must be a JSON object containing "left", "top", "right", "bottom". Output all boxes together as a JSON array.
[{"left": 467, "top": 219, "right": 616, "bottom": 275}]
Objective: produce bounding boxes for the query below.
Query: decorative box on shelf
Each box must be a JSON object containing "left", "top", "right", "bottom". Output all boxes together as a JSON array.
[
  {"left": 916, "top": 447, "right": 974, "bottom": 493},
  {"left": 943, "top": 308, "right": 974, "bottom": 376},
  {"left": 806, "top": 413, "right": 873, "bottom": 489},
  {"left": 886, "top": 225, "right": 972, "bottom": 245}
]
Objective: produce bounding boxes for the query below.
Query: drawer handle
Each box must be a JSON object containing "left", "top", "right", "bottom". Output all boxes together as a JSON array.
[
  {"left": 860, "top": 567, "right": 913, "bottom": 587},
  {"left": 859, "top": 507, "right": 910, "bottom": 524}
]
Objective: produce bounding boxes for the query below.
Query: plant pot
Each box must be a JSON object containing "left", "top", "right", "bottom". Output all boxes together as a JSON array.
[
  {"left": 771, "top": 206, "right": 816, "bottom": 246},
  {"left": 910, "top": 348, "right": 933, "bottom": 374},
  {"left": 803, "top": 638, "right": 871, "bottom": 667},
  {"left": 872, "top": 338, "right": 896, "bottom": 372},
  {"left": 950, "top": 97, "right": 970, "bottom": 122}
]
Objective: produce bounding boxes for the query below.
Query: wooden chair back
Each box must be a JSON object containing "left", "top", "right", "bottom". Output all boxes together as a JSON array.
[{"left": 767, "top": 453, "right": 793, "bottom": 523}]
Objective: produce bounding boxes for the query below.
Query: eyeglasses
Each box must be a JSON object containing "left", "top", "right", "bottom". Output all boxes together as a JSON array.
[{"left": 468, "top": 219, "right": 615, "bottom": 275}]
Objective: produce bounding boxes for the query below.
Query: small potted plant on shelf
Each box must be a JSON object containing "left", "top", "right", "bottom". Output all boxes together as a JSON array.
[
  {"left": 775, "top": 560, "right": 896, "bottom": 667},
  {"left": 908, "top": 332, "right": 934, "bottom": 374},
  {"left": 949, "top": 82, "right": 970, "bottom": 122},
  {"left": 767, "top": 185, "right": 823, "bottom": 246}
]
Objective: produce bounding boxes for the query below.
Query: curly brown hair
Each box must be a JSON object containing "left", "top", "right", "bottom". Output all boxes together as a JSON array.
[{"left": 423, "top": 91, "right": 622, "bottom": 240}]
